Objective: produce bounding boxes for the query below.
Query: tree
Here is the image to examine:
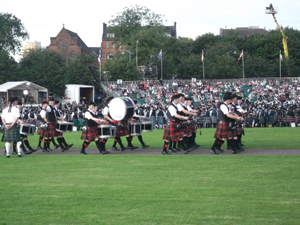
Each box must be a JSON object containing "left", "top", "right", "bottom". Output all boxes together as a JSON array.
[
  {"left": 0, "top": 50, "right": 19, "bottom": 83},
  {"left": 66, "top": 53, "right": 100, "bottom": 85},
  {"left": 19, "top": 48, "right": 68, "bottom": 97},
  {"left": 0, "top": 13, "right": 29, "bottom": 54}
]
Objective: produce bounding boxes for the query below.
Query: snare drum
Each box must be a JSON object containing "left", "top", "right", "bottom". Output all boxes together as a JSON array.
[
  {"left": 19, "top": 124, "right": 36, "bottom": 136},
  {"left": 97, "top": 125, "right": 116, "bottom": 138},
  {"left": 141, "top": 121, "right": 153, "bottom": 132},
  {"left": 109, "top": 97, "right": 135, "bottom": 121},
  {"left": 56, "top": 121, "right": 74, "bottom": 132},
  {"left": 129, "top": 122, "right": 141, "bottom": 136}
]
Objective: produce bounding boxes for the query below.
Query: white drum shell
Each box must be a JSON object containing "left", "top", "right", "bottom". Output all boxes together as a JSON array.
[
  {"left": 56, "top": 121, "right": 74, "bottom": 132},
  {"left": 97, "top": 125, "right": 116, "bottom": 138},
  {"left": 108, "top": 97, "right": 135, "bottom": 121}
]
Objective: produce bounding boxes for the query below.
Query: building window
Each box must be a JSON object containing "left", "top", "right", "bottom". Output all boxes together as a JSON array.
[
  {"left": 112, "top": 44, "right": 115, "bottom": 49},
  {"left": 106, "top": 42, "right": 109, "bottom": 48},
  {"left": 107, "top": 33, "right": 115, "bottom": 38},
  {"left": 107, "top": 52, "right": 114, "bottom": 60}
]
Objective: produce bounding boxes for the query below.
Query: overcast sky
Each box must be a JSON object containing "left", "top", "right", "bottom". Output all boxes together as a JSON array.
[{"left": 2, "top": 0, "right": 300, "bottom": 59}]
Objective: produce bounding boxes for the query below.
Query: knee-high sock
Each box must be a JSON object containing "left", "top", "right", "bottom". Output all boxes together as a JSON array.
[
  {"left": 81, "top": 141, "right": 90, "bottom": 152},
  {"left": 24, "top": 139, "right": 32, "bottom": 150},
  {"left": 168, "top": 141, "right": 173, "bottom": 150},
  {"left": 162, "top": 141, "right": 169, "bottom": 152},
  {"left": 112, "top": 138, "right": 117, "bottom": 147},
  {"left": 138, "top": 135, "right": 145, "bottom": 146},
  {"left": 52, "top": 138, "right": 58, "bottom": 146},
  {"left": 173, "top": 141, "right": 177, "bottom": 149},
  {"left": 95, "top": 141, "right": 103, "bottom": 152},
  {"left": 13, "top": 142, "right": 16, "bottom": 152},
  {"left": 57, "top": 137, "right": 65, "bottom": 148},
  {"left": 61, "top": 137, "right": 68, "bottom": 147},
  {"left": 5, "top": 142, "right": 10, "bottom": 155},
  {"left": 116, "top": 137, "right": 124, "bottom": 148},
  {"left": 37, "top": 136, "right": 43, "bottom": 147},
  {"left": 44, "top": 139, "right": 48, "bottom": 149},
  {"left": 126, "top": 137, "right": 133, "bottom": 147},
  {"left": 17, "top": 141, "right": 22, "bottom": 154}
]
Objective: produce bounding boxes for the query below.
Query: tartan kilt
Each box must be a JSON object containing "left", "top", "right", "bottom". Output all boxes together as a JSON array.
[
  {"left": 286, "top": 115, "right": 295, "bottom": 123},
  {"left": 162, "top": 120, "right": 183, "bottom": 142},
  {"left": 44, "top": 122, "right": 56, "bottom": 138},
  {"left": 278, "top": 116, "right": 286, "bottom": 123},
  {"left": 73, "top": 118, "right": 79, "bottom": 127},
  {"left": 115, "top": 120, "right": 129, "bottom": 137},
  {"left": 211, "top": 116, "right": 218, "bottom": 124},
  {"left": 229, "top": 129, "right": 237, "bottom": 138},
  {"left": 236, "top": 122, "right": 244, "bottom": 135},
  {"left": 259, "top": 116, "right": 265, "bottom": 124},
  {"left": 2, "top": 124, "right": 21, "bottom": 143},
  {"left": 37, "top": 127, "right": 45, "bottom": 136},
  {"left": 81, "top": 126, "right": 98, "bottom": 142},
  {"left": 214, "top": 121, "right": 230, "bottom": 140},
  {"left": 295, "top": 115, "right": 299, "bottom": 124},
  {"left": 78, "top": 118, "right": 85, "bottom": 127}
]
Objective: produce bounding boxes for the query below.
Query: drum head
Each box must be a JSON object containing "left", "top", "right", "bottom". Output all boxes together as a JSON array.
[{"left": 109, "top": 97, "right": 134, "bottom": 121}]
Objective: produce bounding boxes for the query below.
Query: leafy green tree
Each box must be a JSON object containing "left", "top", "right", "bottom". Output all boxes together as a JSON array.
[
  {"left": 19, "top": 48, "right": 67, "bottom": 97},
  {"left": 0, "top": 13, "right": 29, "bottom": 54},
  {"left": 0, "top": 50, "right": 19, "bottom": 83},
  {"left": 66, "top": 53, "right": 100, "bottom": 85}
]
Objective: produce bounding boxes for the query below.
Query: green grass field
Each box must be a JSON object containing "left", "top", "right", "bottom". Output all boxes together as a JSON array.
[{"left": 0, "top": 127, "right": 300, "bottom": 224}]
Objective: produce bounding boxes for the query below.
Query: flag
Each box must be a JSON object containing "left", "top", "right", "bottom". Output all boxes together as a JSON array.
[
  {"left": 98, "top": 49, "right": 102, "bottom": 62},
  {"left": 157, "top": 49, "right": 162, "bottom": 60},
  {"left": 201, "top": 50, "right": 204, "bottom": 62},
  {"left": 280, "top": 52, "right": 283, "bottom": 61},
  {"left": 238, "top": 50, "right": 243, "bottom": 61}
]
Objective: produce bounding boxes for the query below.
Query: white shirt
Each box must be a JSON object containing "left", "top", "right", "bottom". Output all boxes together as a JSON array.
[
  {"left": 168, "top": 104, "right": 178, "bottom": 117},
  {"left": 102, "top": 105, "right": 109, "bottom": 115},
  {"left": 84, "top": 110, "right": 93, "bottom": 120},
  {"left": 177, "top": 102, "right": 184, "bottom": 112},
  {"left": 2, "top": 106, "right": 20, "bottom": 123},
  {"left": 220, "top": 103, "right": 229, "bottom": 115},
  {"left": 40, "top": 109, "right": 46, "bottom": 119}
]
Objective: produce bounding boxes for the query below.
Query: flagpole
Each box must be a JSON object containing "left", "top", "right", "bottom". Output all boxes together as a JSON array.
[
  {"left": 242, "top": 50, "right": 245, "bottom": 80},
  {"left": 202, "top": 50, "right": 205, "bottom": 80},
  {"left": 161, "top": 51, "right": 163, "bottom": 80},
  {"left": 279, "top": 50, "right": 281, "bottom": 80}
]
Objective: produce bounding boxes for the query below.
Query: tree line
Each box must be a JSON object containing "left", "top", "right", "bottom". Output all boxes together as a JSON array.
[{"left": 1, "top": 7, "right": 300, "bottom": 97}]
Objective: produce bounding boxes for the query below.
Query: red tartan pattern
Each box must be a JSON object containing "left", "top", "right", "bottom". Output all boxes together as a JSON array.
[
  {"left": 236, "top": 122, "right": 244, "bottom": 135},
  {"left": 229, "top": 129, "right": 237, "bottom": 138},
  {"left": 115, "top": 120, "right": 129, "bottom": 137},
  {"left": 81, "top": 126, "right": 98, "bottom": 142},
  {"left": 295, "top": 115, "right": 299, "bottom": 124},
  {"left": 214, "top": 121, "right": 230, "bottom": 139},
  {"left": 278, "top": 116, "right": 286, "bottom": 123},
  {"left": 286, "top": 116, "right": 295, "bottom": 123},
  {"left": 162, "top": 120, "right": 183, "bottom": 142},
  {"left": 42, "top": 122, "right": 56, "bottom": 138},
  {"left": 37, "top": 127, "right": 45, "bottom": 137}
]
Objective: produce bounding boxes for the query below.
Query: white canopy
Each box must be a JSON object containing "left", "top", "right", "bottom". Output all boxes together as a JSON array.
[{"left": 0, "top": 81, "right": 47, "bottom": 92}]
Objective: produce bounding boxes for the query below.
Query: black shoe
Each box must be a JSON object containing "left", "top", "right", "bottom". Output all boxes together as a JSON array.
[
  {"left": 111, "top": 146, "right": 120, "bottom": 151},
  {"left": 210, "top": 149, "right": 219, "bottom": 155},
  {"left": 12, "top": 150, "right": 17, "bottom": 155},
  {"left": 23, "top": 149, "right": 30, "bottom": 155},
  {"left": 170, "top": 148, "right": 177, "bottom": 153},
  {"left": 142, "top": 145, "right": 150, "bottom": 148},
  {"left": 47, "top": 148, "right": 53, "bottom": 152},
  {"left": 36, "top": 146, "right": 43, "bottom": 151},
  {"left": 55, "top": 145, "right": 60, "bottom": 150},
  {"left": 184, "top": 150, "right": 189, "bottom": 154},
  {"left": 29, "top": 148, "right": 38, "bottom": 152},
  {"left": 217, "top": 148, "right": 224, "bottom": 153},
  {"left": 121, "top": 146, "right": 130, "bottom": 151},
  {"left": 18, "top": 154, "right": 23, "bottom": 157},
  {"left": 6, "top": 155, "right": 10, "bottom": 158},
  {"left": 101, "top": 150, "right": 110, "bottom": 154},
  {"left": 175, "top": 147, "right": 182, "bottom": 152},
  {"left": 4, "top": 150, "right": 6, "bottom": 155},
  {"left": 80, "top": 151, "right": 87, "bottom": 155},
  {"left": 162, "top": 151, "right": 171, "bottom": 155},
  {"left": 128, "top": 146, "right": 138, "bottom": 150},
  {"left": 42, "top": 148, "right": 49, "bottom": 152},
  {"left": 227, "top": 147, "right": 231, "bottom": 150},
  {"left": 232, "top": 150, "right": 239, "bottom": 154},
  {"left": 62, "top": 144, "right": 73, "bottom": 152}
]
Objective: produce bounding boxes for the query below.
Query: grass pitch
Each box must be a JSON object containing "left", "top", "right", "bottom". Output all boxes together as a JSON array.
[{"left": 0, "top": 127, "right": 300, "bottom": 224}]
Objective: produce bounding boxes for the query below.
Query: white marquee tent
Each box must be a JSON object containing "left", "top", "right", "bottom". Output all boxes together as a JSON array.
[{"left": 0, "top": 81, "right": 48, "bottom": 106}]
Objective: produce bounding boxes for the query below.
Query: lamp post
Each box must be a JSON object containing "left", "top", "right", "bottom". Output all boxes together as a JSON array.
[
  {"left": 172, "top": 74, "right": 177, "bottom": 85},
  {"left": 121, "top": 50, "right": 133, "bottom": 62},
  {"left": 136, "top": 40, "right": 139, "bottom": 68}
]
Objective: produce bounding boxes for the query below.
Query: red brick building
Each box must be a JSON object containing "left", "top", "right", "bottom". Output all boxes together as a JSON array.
[{"left": 47, "top": 26, "right": 100, "bottom": 61}]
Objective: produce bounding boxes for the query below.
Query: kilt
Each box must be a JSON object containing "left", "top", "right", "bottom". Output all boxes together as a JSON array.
[
  {"left": 214, "top": 121, "right": 230, "bottom": 140},
  {"left": 236, "top": 122, "right": 244, "bottom": 135},
  {"left": 81, "top": 126, "right": 98, "bottom": 142},
  {"left": 44, "top": 122, "right": 56, "bottom": 138},
  {"left": 2, "top": 124, "right": 21, "bottom": 143},
  {"left": 73, "top": 118, "right": 79, "bottom": 127},
  {"left": 211, "top": 116, "right": 218, "bottom": 124},
  {"left": 259, "top": 116, "right": 265, "bottom": 124},
  {"left": 157, "top": 116, "right": 164, "bottom": 124},
  {"left": 278, "top": 116, "right": 286, "bottom": 123},
  {"left": 286, "top": 116, "right": 295, "bottom": 123},
  {"left": 295, "top": 115, "right": 299, "bottom": 124},
  {"left": 37, "top": 127, "right": 45, "bottom": 136},
  {"left": 229, "top": 129, "right": 237, "bottom": 138},
  {"left": 162, "top": 120, "right": 183, "bottom": 142},
  {"left": 115, "top": 120, "right": 129, "bottom": 137},
  {"left": 78, "top": 118, "right": 85, "bottom": 127}
]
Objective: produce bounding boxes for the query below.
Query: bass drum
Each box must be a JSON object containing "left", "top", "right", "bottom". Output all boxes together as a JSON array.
[{"left": 109, "top": 97, "right": 135, "bottom": 121}]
